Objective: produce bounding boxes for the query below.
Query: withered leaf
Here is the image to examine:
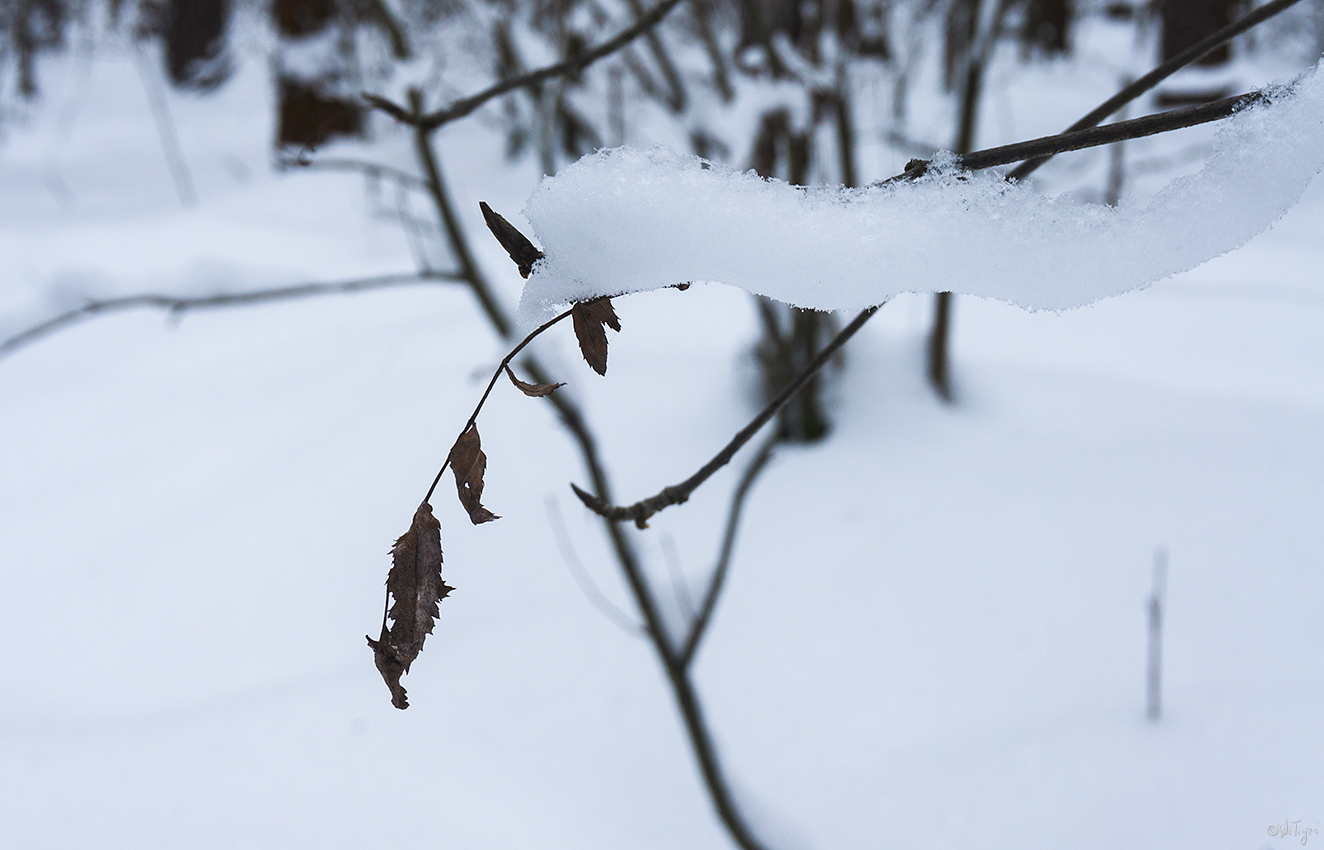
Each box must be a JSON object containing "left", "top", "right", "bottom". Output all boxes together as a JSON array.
[
  {"left": 368, "top": 502, "right": 454, "bottom": 710},
  {"left": 504, "top": 364, "right": 564, "bottom": 397},
  {"left": 479, "top": 201, "right": 544, "bottom": 278},
  {"left": 571, "top": 297, "right": 621, "bottom": 376},
  {"left": 448, "top": 423, "right": 500, "bottom": 524}
]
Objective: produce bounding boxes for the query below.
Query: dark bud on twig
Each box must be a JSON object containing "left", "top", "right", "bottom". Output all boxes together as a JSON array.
[
  {"left": 571, "top": 297, "right": 621, "bottom": 376},
  {"left": 504, "top": 364, "right": 564, "bottom": 397},
  {"left": 449, "top": 424, "right": 500, "bottom": 524},
  {"left": 479, "top": 202, "right": 544, "bottom": 278},
  {"left": 369, "top": 502, "right": 453, "bottom": 709}
]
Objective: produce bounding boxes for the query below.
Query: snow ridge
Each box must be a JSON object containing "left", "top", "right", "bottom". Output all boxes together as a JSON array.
[{"left": 519, "top": 61, "right": 1324, "bottom": 324}]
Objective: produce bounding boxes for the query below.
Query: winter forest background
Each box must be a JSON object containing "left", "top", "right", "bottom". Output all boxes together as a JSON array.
[{"left": 2, "top": 0, "right": 1323, "bottom": 847}]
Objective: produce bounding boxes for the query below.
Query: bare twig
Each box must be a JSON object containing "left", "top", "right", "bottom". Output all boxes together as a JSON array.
[
  {"left": 132, "top": 44, "right": 197, "bottom": 207},
  {"left": 411, "top": 0, "right": 687, "bottom": 130},
  {"left": 279, "top": 154, "right": 428, "bottom": 192},
  {"left": 421, "top": 306, "right": 576, "bottom": 505},
  {"left": 622, "top": 0, "right": 687, "bottom": 112},
  {"left": 1008, "top": 0, "right": 1305, "bottom": 181},
  {"left": 573, "top": 306, "right": 879, "bottom": 528},
  {"left": 466, "top": 199, "right": 771, "bottom": 850},
  {"left": 660, "top": 533, "right": 697, "bottom": 620},
  {"left": 0, "top": 271, "right": 459, "bottom": 361},
  {"left": 888, "top": 90, "right": 1269, "bottom": 182},
  {"left": 545, "top": 495, "right": 646, "bottom": 636},
  {"left": 679, "top": 432, "right": 778, "bottom": 669}
]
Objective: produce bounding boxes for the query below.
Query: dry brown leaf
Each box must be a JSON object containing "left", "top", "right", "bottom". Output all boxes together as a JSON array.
[
  {"left": 503, "top": 364, "right": 564, "bottom": 397},
  {"left": 367, "top": 502, "right": 453, "bottom": 709},
  {"left": 571, "top": 297, "right": 621, "bottom": 376},
  {"left": 448, "top": 424, "right": 500, "bottom": 524},
  {"left": 480, "top": 202, "right": 544, "bottom": 278}
]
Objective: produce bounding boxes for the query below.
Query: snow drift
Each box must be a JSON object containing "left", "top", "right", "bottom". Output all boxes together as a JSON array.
[{"left": 519, "top": 61, "right": 1324, "bottom": 323}]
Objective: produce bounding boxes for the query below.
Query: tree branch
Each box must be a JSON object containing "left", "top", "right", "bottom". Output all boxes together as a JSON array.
[
  {"left": 0, "top": 271, "right": 459, "bottom": 361},
  {"left": 679, "top": 432, "right": 779, "bottom": 669},
  {"left": 573, "top": 306, "right": 879, "bottom": 529},
  {"left": 409, "top": 0, "right": 687, "bottom": 130},
  {"left": 278, "top": 154, "right": 428, "bottom": 192},
  {"left": 1008, "top": 0, "right": 1305, "bottom": 181},
  {"left": 889, "top": 90, "right": 1268, "bottom": 182}
]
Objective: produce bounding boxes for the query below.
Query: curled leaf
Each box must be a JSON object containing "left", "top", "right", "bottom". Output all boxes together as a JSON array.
[
  {"left": 480, "top": 201, "right": 544, "bottom": 278},
  {"left": 449, "top": 424, "right": 500, "bottom": 524},
  {"left": 504, "top": 364, "right": 564, "bottom": 397},
  {"left": 368, "top": 502, "right": 453, "bottom": 709},
  {"left": 571, "top": 297, "right": 621, "bottom": 376}
]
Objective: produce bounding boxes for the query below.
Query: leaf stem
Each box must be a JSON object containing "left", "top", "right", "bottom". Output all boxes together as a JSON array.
[{"left": 421, "top": 306, "right": 575, "bottom": 505}]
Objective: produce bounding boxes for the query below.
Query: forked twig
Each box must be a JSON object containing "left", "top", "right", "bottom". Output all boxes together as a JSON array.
[
  {"left": 679, "top": 432, "right": 778, "bottom": 669},
  {"left": 572, "top": 306, "right": 879, "bottom": 528}
]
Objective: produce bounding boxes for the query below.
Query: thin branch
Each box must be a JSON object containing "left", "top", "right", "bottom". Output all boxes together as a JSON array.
[
  {"left": 660, "top": 533, "right": 696, "bottom": 620},
  {"left": 1008, "top": 0, "right": 1305, "bottom": 181},
  {"left": 414, "top": 0, "right": 687, "bottom": 130},
  {"left": 421, "top": 306, "right": 575, "bottom": 505},
  {"left": 573, "top": 305, "right": 880, "bottom": 528},
  {"left": 545, "top": 495, "right": 646, "bottom": 637},
  {"left": 279, "top": 154, "right": 428, "bottom": 192},
  {"left": 0, "top": 271, "right": 459, "bottom": 361},
  {"left": 679, "top": 432, "right": 778, "bottom": 669},
  {"left": 131, "top": 44, "right": 197, "bottom": 207},
  {"left": 888, "top": 90, "right": 1268, "bottom": 182},
  {"left": 468, "top": 201, "right": 772, "bottom": 850},
  {"left": 622, "top": 0, "right": 687, "bottom": 112}
]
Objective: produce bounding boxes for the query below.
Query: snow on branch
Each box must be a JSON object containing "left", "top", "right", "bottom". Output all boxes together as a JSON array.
[{"left": 519, "top": 62, "right": 1324, "bottom": 321}]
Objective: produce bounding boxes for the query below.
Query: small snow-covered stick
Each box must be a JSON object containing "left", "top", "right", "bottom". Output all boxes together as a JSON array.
[
  {"left": 573, "top": 305, "right": 879, "bottom": 529},
  {"left": 1009, "top": 0, "right": 1306, "bottom": 181}
]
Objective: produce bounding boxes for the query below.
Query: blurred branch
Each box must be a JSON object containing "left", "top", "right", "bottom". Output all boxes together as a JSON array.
[
  {"left": 279, "top": 154, "right": 428, "bottom": 192},
  {"left": 545, "top": 495, "right": 646, "bottom": 637},
  {"left": 679, "top": 433, "right": 779, "bottom": 669},
  {"left": 362, "top": 0, "right": 411, "bottom": 60},
  {"left": 0, "top": 271, "right": 460, "bottom": 361},
  {"left": 404, "top": 0, "right": 687, "bottom": 130},
  {"left": 573, "top": 306, "right": 879, "bottom": 529},
  {"left": 1008, "top": 0, "right": 1306, "bottom": 181}
]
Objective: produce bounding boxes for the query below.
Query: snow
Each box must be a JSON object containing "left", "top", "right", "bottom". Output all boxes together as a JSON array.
[
  {"left": 2, "top": 22, "right": 1324, "bottom": 850},
  {"left": 519, "top": 61, "right": 1324, "bottom": 324}
]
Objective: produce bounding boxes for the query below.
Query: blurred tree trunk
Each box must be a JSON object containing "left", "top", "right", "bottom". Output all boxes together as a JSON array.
[
  {"left": 10, "top": 0, "right": 67, "bottom": 99},
  {"left": 1021, "top": 0, "right": 1072, "bottom": 56},
  {"left": 271, "top": 0, "right": 364, "bottom": 148},
  {"left": 744, "top": 0, "right": 860, "bottom": 443},
  {"left": 928, "top": 0, "right": 988, "bottom": 403},
  {"left": 165, "top": 0, "right": 232, "bottom": 89},
  {"left": 1160, "top": 0, "right": 1239, "bottom": 64}
]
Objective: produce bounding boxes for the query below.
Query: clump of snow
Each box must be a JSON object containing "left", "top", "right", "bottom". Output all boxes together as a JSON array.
[{"left": 519, "top": 61, "right": 1324, "bottom": 323}]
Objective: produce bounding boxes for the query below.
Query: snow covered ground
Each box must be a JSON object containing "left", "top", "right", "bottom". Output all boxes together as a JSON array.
[{"left": 1, "top": 21, "right": 1322, "bottom": 850}]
